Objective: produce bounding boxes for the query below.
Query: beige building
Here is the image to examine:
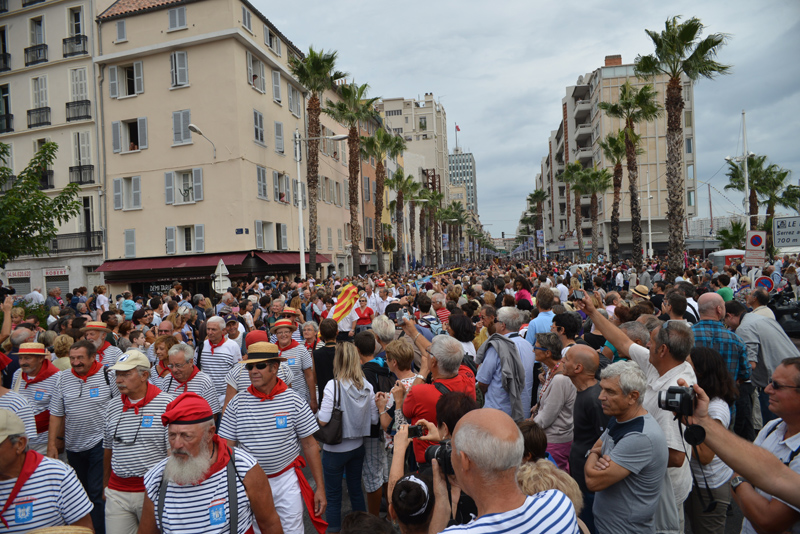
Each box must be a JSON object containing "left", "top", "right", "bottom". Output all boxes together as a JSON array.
[{"left": 0, "top": 0, "right": 107, "bottom": 295}]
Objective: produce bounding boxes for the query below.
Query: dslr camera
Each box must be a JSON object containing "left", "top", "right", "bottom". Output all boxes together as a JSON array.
[
  {"left": 658, "top": 386, "right": 694, "bottom": 417},
  {"left": 424, "top": 439, "right": 454, "bottom": 476}
]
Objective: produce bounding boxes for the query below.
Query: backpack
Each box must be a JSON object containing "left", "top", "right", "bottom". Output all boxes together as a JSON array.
[
  {"left": 433, "top": 357, "right": 484, "bottom": 408},
  {"left": 419, "top": 315, "right": 444, "bottom": 336}
]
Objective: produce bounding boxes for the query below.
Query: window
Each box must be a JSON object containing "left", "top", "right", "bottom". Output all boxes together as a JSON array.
[
  {"left": 328, "top": 178, "right": 334, "bottom": 204},
  {"left": 684, "top": 111, "right": 692, "bottom": 128},
  {"left": 257, "top": 166, "right": 268, "bottom": 200},
  {"left": 685, "top": 137, "right": 693, "bottom": 154},
  {"left": 166, "top": 224, "right": 204, "bottom": 254},
  {"left": 338, "top": 229, "right": 343, "bottom": 250},
  {"left": 274, "top": 121, "right": 284, "bottom": 154},
  {"left": 112, "top": 176, "right": 141, "bottom": 210},
  {"left": 112, "top": 117, "right": 148, "bottom": 152},
  {"left": 246, "top": 51, "right": 265, "bottom": 92},
  {"left": 171, "top": 109, "right": 191, "bottom": 145},
  {"left": 70, "top": 68, "right": 88, "bottom": 101},
  {"left": 687, "top": 190, "right": 695, "bottom": 207},
  {"left": 168, "top": 7, "right": 186, "bottom": 30},
  {"left": 328, "top": 228, "right": 333, "bottom": 250},
  {"left": 165, "top": 168, "right": 203, "bottom": 205},
  {"left": 108, "top": 62, "right": 144, "bottom": 98},
  {"left": 31, "top": 75, "right": 47, "bottom": 108},
  {"left": 386, "top": 110, "right": 402, "bottom": 117},
  {"left": 265, "top": 27, "right": 281, "bottom": 55},
  {"left": 124, "top": 229, "right": 135, "bottom": 257},
  {"left": 687, "top": 164, "right": 695, "bottom": 181},
  {"left": 320, "top": 176, "right": 327, "bottom": 202},
  {"left": 116, "top": 20, "right": 126, "bottom": 42},
  {"left": 419, "top": 117, "right": 427, "bottom": 131},
  {"left": 30, "top": 17, "right": 44, "bottom": 45},
  {"left": 273, "top": 171, "right": 290, "bottom": 204},
  {"left": 271, "top": 70, "right": 281, "bottom": 103},
  {"left": 68, "top": 7, "right": 83, "bottom": 36},
  {"left": 241, "top": 7, "right": 252, "bottom": 31},
  {"left": 253, "top": 110, "right": 264, "bottom": 144},
  {"left": 335, "top": 181, "right": 341, "bottom": 206},
  {"left": 170, "top": 52, "right": 188, "bottom": 87},
  {"left": 73, "top": 131, "right": 91, "bottom": 166},
  {"left": 392, "top": 128, "right": 402, "bottom": 135},
  {"left": 276, "top": 223, "right": 288, "bottom": 250},
  {"left": 288, "top": 86, "right": 301, "bottom": 117},
  {"left": 255, "top": 221, "right": 276, "bottom": 250},
  {"left": 364, "top": 176, "right": 370, "bottom": 201}
]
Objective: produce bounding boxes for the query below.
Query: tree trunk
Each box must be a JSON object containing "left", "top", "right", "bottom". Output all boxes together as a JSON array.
[
  {"left": 410, "top": 202, "right": 417, "bottom": 269},
  {"left": 610, "top": 162, "right": 623, "bottom": 264},
  {"left": 537, "top": 202, "right": 544, "bottom": 260},
  {"left": 574, "top": 189, "right": 585, "bottom": 260},
  {"left": 348, "top": 126, "right": 361, "bottom": 276},
  {"left": 665, "top": 77, "right": 686, "bottom": 282},
  {"left": 625, "top": 122, "right": 643, "bottom": 271},
  {"left": 749, "top": 188, "right": 759, "bottom": 234},
  {"left": 565, "top": 183, "right": 571, "bottom": 232},
  {"left": 591, "top": 194, "right": 599, "bottom": 260},
  {"left": 375, "top": 160, "right": 386, "bottom": 274},
  {"left": 432, "top": 208, "right": 441, "bottom": 267},
  {"left": 306, "top": 94, "right": 321, "bottom": 278}
]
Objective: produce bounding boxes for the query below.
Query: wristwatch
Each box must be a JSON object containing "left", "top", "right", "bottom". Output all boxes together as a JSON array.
[{"left": 730, "top": 476, "right": 747, "bottom": 491}]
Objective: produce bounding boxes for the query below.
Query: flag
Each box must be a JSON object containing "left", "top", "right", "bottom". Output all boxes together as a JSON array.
[
  {"left": 455, "top": 125, "right": 461, "bottom": 132},
  {"left": 331, "top": 283, "right": 358, "bottom": 324}
]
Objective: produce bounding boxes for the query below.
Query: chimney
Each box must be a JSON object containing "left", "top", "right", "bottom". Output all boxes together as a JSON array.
[{"left": 605, "top": 55, "right": 622, "bottom": 66}]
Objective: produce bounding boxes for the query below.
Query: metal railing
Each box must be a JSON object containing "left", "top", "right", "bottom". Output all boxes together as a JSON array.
[
  {"left": 69, "top": 165, "right": 94, "bottom": 184},
  {"left": 63, "top": 35, "right": 88, "bottom": 57},
  {"left": 48, "top": 231, "right": 103, "bottom": 254},
  {"left": 66, "top": 100, "right": 91, "bottom": 121},
  {"left": 0, "top": 114, "right": 12, "bottom": 134},
  {"left": 0, "top": 53, "right": 9, "bottom": 72},
  {"left": 27, "top": 107, "right": 51, "bottom": 128},
  {"left": 0, "top": 175, "right": 15, "bottom": 193},
  {"left": 39, "top": 170, "right": 54, "bottom": 190},
  {"left": 24, "top": 44, "right": 48, "bottom": 66}
]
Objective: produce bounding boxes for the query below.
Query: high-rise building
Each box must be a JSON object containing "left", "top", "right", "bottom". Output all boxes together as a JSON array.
[{"left": 448, "top": 147, "right": 478, "bottom": 214}]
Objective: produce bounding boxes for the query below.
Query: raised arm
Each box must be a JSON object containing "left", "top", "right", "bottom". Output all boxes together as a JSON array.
[{"left": 574, "top": 293, "right": 634, "bottom": 357}]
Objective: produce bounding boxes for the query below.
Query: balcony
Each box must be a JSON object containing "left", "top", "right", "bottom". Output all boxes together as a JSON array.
[
  {"left": 69, "top": 165, "right": 94, "bottom": 184},
  {"left": 0, "top": 175, "right": 15, "bottom": 193},
  {"left": 48, "top": 231, "right": 103, "bottom": 254},
  {"left": 22, "top": 0, "right": 45, "bottom": 5},
  {"left": 63, "top": 35, "right": 88, "bottom": 57},
  {"left": 27, "top": 107, "right": 51, "bottom": 128},
  {"left": 0, "top": 114, "right": 12, "bottom": 134},
  {"left": 39, "top": 169, "right": 54, "bottom": 190},
  {"left": 0, "top": 53, "right": 9, "bottom": 72},
  {"left": 0, "top": 0, "right": 7, "bottom": 13},
  {"left": 574, "top": 99, "right": 591, "bottom": 120},
  {"left": 24, "top": 44, "right": 48, "bottom": 66},
  {"left": 575, "top": 145, "right": 593, "bottom": 163},
  {"left": 66, "top": 100, "right": 91, "bottom": 121},
  {"left": 574, "top": 122, "right": 592, "bottom": 142}
]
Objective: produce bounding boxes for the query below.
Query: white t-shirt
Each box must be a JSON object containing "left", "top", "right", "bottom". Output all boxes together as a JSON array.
[
  {"left": 96, "top": 294, "right": 109, "bottom": 312},
  {"left": 690, "top": 398, "right": 733, "bottom": 488}
]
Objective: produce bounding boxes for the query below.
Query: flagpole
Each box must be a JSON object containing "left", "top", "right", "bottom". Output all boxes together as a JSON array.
[{"left": 455, "top": 124, "right": 458, "bottom": 150}]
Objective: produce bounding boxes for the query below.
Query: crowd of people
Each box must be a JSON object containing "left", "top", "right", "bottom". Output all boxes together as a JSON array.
[{"left": 0, "top": 254, "right": 799, "bottom": 534}]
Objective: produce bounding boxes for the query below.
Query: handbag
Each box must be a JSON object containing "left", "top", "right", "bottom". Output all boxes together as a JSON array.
[{"left": 314, "top": 380, "right": 343, "bottom": 445}]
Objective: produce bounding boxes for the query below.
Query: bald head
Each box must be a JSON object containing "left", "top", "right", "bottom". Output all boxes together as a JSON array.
[
  {"left": 697, "top": 292, "right": 724, "bottom": 320},
  {"left": 569, "top": 344, "right": 600, "bottom": 376},
  {"left": 158, "top": 321, "right": 174, "bottom": 335}
]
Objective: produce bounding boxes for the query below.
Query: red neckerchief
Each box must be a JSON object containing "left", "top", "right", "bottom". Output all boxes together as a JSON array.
[
  {"left": 21, "top": 358, "right": 59, "bottom": 388},
  {"left": 304, "top": 340, "right": 316, "bottom": 352},
  {"left": 208, "top": 337, "right": 226, "bottom": 355},
  {"left": 0, "top": 352, "right": 11, "bottom": 371},
  {"left": 0, "top": 450, "right": 44, "bottom": 528},
  {"left": 122, "top": 383, "right": 161, "bottom": 415},
  {"left": 156, "top": 360, "right": 170, "bottom": 377},
  {"left": 194, "top": 434, "right": 231, "bottom": 485},
  {"left": 96, "top": 341, "right": 112, "bottom": 365},
  {"left": 278, "top": 340, "right": 299, "bottom": 359},
  {"left": 72, "top": 360, "right": 102, "bottom": 382},
  {"left": 173, "top": 365, "right": 200, "bottom": 393},
  {"left": 247, "top": 378, "right": 288, "bottom": 402}
]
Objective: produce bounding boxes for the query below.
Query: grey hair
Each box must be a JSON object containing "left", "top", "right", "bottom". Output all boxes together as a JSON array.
[
  {"left": 10, "top": 328, "right": 32, "bottom": 346},
  {"left": 432, "top": 293, "right": 445, "bottom": 304},
  {"left": 654, "top": 320, "right": 694, "bottom": 362},
  {"left": 600, "top": 361, "right": 647, "bottom": 405},
  {"left": 7, "top": 433, "right": 26, "bottom": 446},
  {"left": 135, "top": 365, "right": 151, "bottom": 378},
  {"left": 301, "top": 321, "right": 319, "bottom": 334},
  {"left": 535, "top": 332, "right": 562, "bottom": 355},
  {"left": 619, "top": 321, "right": 650, "bottom": 346},
  {"left": 639, "top": 315, "right": 662, "bottom": 333},
  {"left": 453, "top": 420, "right": 524, "bottom": 477},
  {"left": 168, "top": 342, "right": 195, "bottom": 363},
  {"left": 207, "top": 316, "right": 225, "bottom": 329},
  {"left": 371, "top": 315, "right": 395, "bottom": 344},
  {"left": 429, "top": 335, "right": 463, "bottom": 376},
  {"left": 496, "top": 306, "right": 523, "bottom": 332}
]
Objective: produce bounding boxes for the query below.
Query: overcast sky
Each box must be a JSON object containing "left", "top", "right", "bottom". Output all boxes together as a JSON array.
[{"left": 257, "top": 0, "right": 800, "bottom": 238}]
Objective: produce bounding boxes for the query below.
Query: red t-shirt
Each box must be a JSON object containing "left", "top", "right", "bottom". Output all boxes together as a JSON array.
[
  {"left": 355, "top": 306, "right": 375, "bottom": 326},
  {"left": 436, "top": 308, "right": 451, "bottom": 325},
  {"left": 402, "top": 365, "right": 476, "bottom": 463}
]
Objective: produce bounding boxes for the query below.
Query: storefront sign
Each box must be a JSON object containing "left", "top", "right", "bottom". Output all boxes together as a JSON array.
[
  {"left": 44, "top": 268, "right": 68, "bottom": 277},
  {"left": 360, "top": 254, "right": 371, "bottom": 265},
  {"left": 5, "top": 270, "right": 31, "bottom": 278}
]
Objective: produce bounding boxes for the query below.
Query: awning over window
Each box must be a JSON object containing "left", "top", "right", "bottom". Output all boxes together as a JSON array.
[
  {"left": 255, "top": 252, "right": 332, "bottom": 265},
  {"left": 96, "top": 253, "right": 249, "bottom": 272}
]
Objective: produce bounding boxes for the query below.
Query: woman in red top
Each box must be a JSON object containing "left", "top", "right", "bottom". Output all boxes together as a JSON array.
[{"left": 352, "top": 295, "right": 374, "bottom": 334}]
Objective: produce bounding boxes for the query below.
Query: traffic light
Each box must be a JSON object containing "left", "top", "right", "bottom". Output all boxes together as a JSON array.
[{"left": 502, "top": 232, "right": 505, "bottom": 239}]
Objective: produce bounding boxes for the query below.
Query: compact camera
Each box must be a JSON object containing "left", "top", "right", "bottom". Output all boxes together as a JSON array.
[
  {"left": 658, "top": 386, "right": 695, "bottom": 417},
  {"left": 407, "top": 425, "right": 424, "bottom": 438},
  {"left": 424, "top": 439, "right": 454, "bottom": 476}
]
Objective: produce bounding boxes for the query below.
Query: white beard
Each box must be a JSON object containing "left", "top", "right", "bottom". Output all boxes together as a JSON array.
[
  {"left": 91, "top": 337, "right": 104, "bottom": 350},
  {"left": 163, "top": 439, "right": 213, "bottom": 486}
]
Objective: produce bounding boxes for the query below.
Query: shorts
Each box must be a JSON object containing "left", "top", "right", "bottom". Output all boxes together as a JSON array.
[{"left": 362, "top": 437, "right": 387, "bottom": 493}]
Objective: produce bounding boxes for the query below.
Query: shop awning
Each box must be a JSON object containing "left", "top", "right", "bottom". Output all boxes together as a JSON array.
[
  {"left": 255, "top": 252, "right": 332, "bottom": 265},
  {"left": 96, "top": 253, "right": 250, "bottom": 273}
]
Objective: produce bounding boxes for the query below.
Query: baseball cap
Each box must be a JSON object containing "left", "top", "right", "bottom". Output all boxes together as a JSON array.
[
  {"left": 0, "top": 409, "right": 26, "bottom": 443},
  {"left": 109, "top": 350, "right": 151, "bottom": 371},
  {"left": 224, "top": 314, "right": 238, "bottom": 324}
]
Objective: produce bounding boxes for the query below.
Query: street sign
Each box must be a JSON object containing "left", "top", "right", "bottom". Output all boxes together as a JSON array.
[
  {"left": 212, "top": 259, "right": 230, "bottom": 294},
  {"left": 754, "top": 276, "right": 774, "bottom": 292},
  {"left": 773, "top": 216, "right": 800, "bottom": 248},
  {"left": 745, "top": 230, "right": 767, "bottom": 267}
]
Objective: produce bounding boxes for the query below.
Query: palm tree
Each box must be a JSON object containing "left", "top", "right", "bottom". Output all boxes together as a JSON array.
[
  {"left": 360, "top": 128, "right": 407, "bottom": 273},
  {"left": 386, "top": 170, "right": 419, "bottom": 271},
  {"left": 581, "top": 165, "right": 613, "bottom": 260},
  {"left": 289, "top": 47, "right": 347, "bottom": 278},
  {"left": 561, "top": 162, "right": 587, "bottom": 259},
  {"left": 635, "top": 15, "right": 731, "bottom": 280},
  {"left": 446, "top": 201, "right": 468, "bottom": 263},
  {"left": 724, "top": 154, "right": 768, "bottom": 231},
  {"left": 599, "top": 81, "right": 662, "bottom": 270},
  {"left": 407, "top": 184, "right": 424, "bottom": 269},
  {"left": 598, "top": 131, "right": 627, "bottom": 263},
  {"left": 427, "top": 190, "right": 444, "bottom": 267},
  {"left": 528, "top": 189, "right": 549, "bottom": 259},
  {"left": 716, "top": 220, "right": 747, "bottom": 249},
  {"left": 437, "top": 205, "right": 455, "bottom": 263},
  {"left": 323, "top": 82, "right": 379, "bottom": 276}
]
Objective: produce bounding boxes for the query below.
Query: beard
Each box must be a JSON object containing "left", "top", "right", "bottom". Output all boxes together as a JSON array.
[
  {"left": 90, "top": 336, "right": 104, "bottom": 350},
  {"left": 163, "top": 438, "right": 213, "bottom": 486}
]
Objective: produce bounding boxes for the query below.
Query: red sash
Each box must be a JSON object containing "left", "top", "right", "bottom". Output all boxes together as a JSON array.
[
  {"left": 97, "top": 341, "right": 112, "bottom": 365},
  {"left": 268, "top": 456, "right": 327, "bottom": 534},
  {"left": 173, "top": 366, "right": 200, "bottom": 393},
  {"left": 0, "top": 451, "right": 44, "bottom": 528},
  {"left": 122, "top": 383, "right": 161, "bottom": 414},
  {"left": 247, "top": 378, "right": 287, "bottom": 402},
  {"left": 72, "top": 359, "right": 102, "bottom": 382},
  {"left": 21, "top": 358, "right": 59, "bottom": 388},
  {"left": 108, "top": 472, "right": 145, "bottom": 492}
]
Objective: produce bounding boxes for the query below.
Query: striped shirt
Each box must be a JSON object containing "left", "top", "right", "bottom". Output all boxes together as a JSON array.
[
  {"left": 196, "top": 339, "right": 242, "bottom": 404},
  {"left": 161, "top": 371, "right": 221, "bottom": 414},
  {"left": 218, "top": 388, "right": 318, "bottom": 475},
  {"left": 49, "top": 368, "right": 119, "bottom": 452},
  {"left": 0, "top": 455, "right": 94, "bottom": 533},
  {"left": 269, "top": 329, "right": 304, "bottom": 345},
  {"left": 0, "top": 391, "right": 37, "bottom": 439},
  {"left": 443, "top": 491, "right": 578, "bottom": 534},
  {"left": 98, "top": 344, "right": 123, "bottom": 367},
  {"left": 103, "top": 391, "right": 172, "bottom": 481},
  {"left": 10, "top": 369, "right": 60, "bottom": 447},
  {"left": 144, "top": 448, "right": 258, "bottom": 534},
  {"left": 225, "top": 363, "right": 293, "bottom": 394},
  {"left": 149, "top": 363, "right": 171, "bottom": 390},
  {"left": 277, "top": 344, "right": 313, "bottom": 403}
]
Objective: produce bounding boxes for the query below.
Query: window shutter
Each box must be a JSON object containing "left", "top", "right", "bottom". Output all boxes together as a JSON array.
[
  {"left": 138, "top": 117, "right": 148, "bottom": 149},
  {"left": 177, "top": 52, "right": 188, "bottom": 85},
  {"left": 108, "top": 66, "right": 118, "bottom": 98},
  {"left": 178, "top": 7, "right": 186, "bottom": 28},
  {"left": 169, "top": 8, "right": 177, "bottom": 29},
  {"left": 255, "top": 221, "right": 263, "bottom": 249},
  {"left": 172, "top": 111, "right": 182, "bottom": 144},
  {"left": 113, "top": 178, "right": 122, "bottom": 209},
  {"left": 116, "top": 20, "right": 126, "bottom": 41},
  {"left": 181, "top": 110, "right": 190, "bottom": 142},
  {"left": 276, "top": 38, "right": 281, "bottom": 56},
  {"left": 165, "top": 226, "right": 176, "bottom": 254},
  {"left": 164, "top": 172, "right": 174, "bottom": 204},
  {"left": 275, "top": 122, "right": 283, "bottom": 153},
  {"left": 284, "top": 175, "right": 290, "bottom": 204},
  {"left": 338, "top": 229, "right": 343, "bottom": 250},
  {"left": 272, "top": 71, "right": 281, "bottom": 102},
  {"left": 273, "top": 170, "right": 279, "bottom": 200},
  {"left": 133, "top": 61, "right": 144, "bottom": 94},
  {"left": 292, "top": 179, "right": 298, "bottom": 206},
  {"left": 192, "top": 168, "right": 203, "bottom": 201},
  {"left": 194, "top": 224, "right": 205, "bottom": 253},
  {"left": 131, "top": 176, "right": 141, "bottom": 208},
  {"left": 246, "top": 51, "right": 253, "bottom": 84},
  {"left": 288, "top": 85, "right": 293, "bottom": 112},
  {"left": 110, "top": 120, "right": 121, "bottom": 153},
  {"left": 328, "top": 228, "right": 332, "bottom": 250},
  {"left": 301, "top": 183, "right": 307, "bottom": 209},
  {"left": 124, "top": 229, "right": 135, "bottom": 257},
  {"left": 280, "top": 224, "right": 287, "bottom": 250},
  {"left": 258, "top": 62, "right": 265, "bottom": 92}
]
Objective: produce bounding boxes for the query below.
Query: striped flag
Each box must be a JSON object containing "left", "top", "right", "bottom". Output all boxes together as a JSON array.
[{"left": 332, "top": 283, "right": 359, "bottom": 324}]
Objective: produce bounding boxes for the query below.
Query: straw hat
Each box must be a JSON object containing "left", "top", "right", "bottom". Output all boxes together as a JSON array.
[
  {"left": 80, "top": 321, "right": 110, "bottom": 334},
  {"left": 270, "top": 318, "right": 296, "bottom": 334},
  {"left": 242, "top": 342, "right": 286, "bottom": 364}
]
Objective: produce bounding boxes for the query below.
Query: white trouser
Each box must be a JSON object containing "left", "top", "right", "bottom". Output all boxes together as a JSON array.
[
  {"left": 105, "top": 487, "right": 144, "bottom": 534},
  {"left": 265, "top": 468, "right": 304, "bottom": 534}
]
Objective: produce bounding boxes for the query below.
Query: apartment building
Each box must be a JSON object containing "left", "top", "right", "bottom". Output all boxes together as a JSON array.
[
  {"left": 448, "top": 147, "right": 477, "bottom": 214},
  {"left": 0, "top": 0, "right": 106, "bottom": 295}
]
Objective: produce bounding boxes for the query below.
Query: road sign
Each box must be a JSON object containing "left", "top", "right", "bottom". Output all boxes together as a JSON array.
[
  {"left": 212, "top": 259, "right": 231, "bottom": 294},
  {"left": 773, "top": 216, "right": 800, "bottom": 248},
  {"left": 745, "top": 230, "right": 767, "bottom": 267},
  {"left": 754, "top": 276, "right": 774, "bottom": 292}
]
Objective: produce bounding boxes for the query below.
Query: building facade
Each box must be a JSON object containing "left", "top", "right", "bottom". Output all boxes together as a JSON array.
[{"left": 448, "top": 147, "right": 477, "bottom": 214}]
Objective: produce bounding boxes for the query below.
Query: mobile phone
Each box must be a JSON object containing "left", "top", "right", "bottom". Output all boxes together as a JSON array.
[
  {"left": 407, "top": 425, "right": 424, "bottom": 438},
  {"left": 573, "top": 290, "right": 584, "bottom": 300},
  {"left": 396, "top": 309, "right": 405, "bottom": 322}
]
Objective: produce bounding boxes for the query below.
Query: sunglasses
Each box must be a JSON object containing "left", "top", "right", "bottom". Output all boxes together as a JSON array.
[
  {"left": 245, "top": 362, "right": 269, "bottom": 371},
  {"left": 768, "top": 379, "right": 800, "bottom": 391}
]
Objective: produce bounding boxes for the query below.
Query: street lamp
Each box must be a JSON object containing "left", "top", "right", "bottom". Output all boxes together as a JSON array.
[
  {"left": 294, "top": 129, "right": 348, "bottom": 279},
  {"left": 188, "top": 124, "right": 216, "bottom": 159}
]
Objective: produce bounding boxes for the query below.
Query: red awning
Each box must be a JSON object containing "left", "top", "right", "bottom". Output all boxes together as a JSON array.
[
  {"left": 96, "top": 253, "right": 249, "bottom": 273},
  {"left": 255, "top": 252, "right": 332, "bottom": 265}
]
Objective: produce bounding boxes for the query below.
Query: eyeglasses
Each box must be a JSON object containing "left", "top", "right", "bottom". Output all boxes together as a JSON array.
[
  {"left": 113, "top": 416, "right": 142, "bottom": 445},
  {"left": 768, "top": 379, "right": 800, "bottom": 391},
  {"left": 533, "top": 346, "right": 549, "bottom": 352},
  {"left": 167, "top": 362, "right": 190, "bottom": 370},
  {"left": 245, "top": 362, "right": 269, "bottom": 371}
]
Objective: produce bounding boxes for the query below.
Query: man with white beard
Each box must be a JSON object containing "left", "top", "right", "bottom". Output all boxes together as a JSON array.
[
  {"left": 139, "top": 392, "right": 283, "bottom": 534},
  {"left": 82, "top": 321, "right": 123, "bottom": 367}
]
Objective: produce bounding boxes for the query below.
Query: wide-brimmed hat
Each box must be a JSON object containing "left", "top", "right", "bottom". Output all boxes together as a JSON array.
[
  {"left": 631, "top": 285, "right": 650, "bottom": 299},
  {"left": 109, "top": 350, "right": 150, "bottom": 371},
  {"left": 81, "top": 321, "right": 110, "bottom": 334},
  {"left": 281, "top": 306, "right": 302, "bottom": 317},
  {"left": 270, "top": 318, "right": 296, "bottom": 334},
  {"left": 18, "top": 342, "right": 47, "bottom": 356},
  {"left": 241, "top": 342, "right": 286, "bottom": 364}
]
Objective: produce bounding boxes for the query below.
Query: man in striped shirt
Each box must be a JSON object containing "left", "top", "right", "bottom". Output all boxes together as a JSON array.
[
  {"left": 83, "top": 321, "right": 123, "bottom": 367},
  {"left": 48, "top": 339, "right": 119, "bottom": 534},
  {"left": 0, "top": 409, "right": 94, "bottom": 532},
  {"left": 163, "top": 343, "right": 220, "bottom": 415},
  {"left": 10, "top": 343, "right": 59, "bottom": 454},
  {"left": 219, "top": 342, "right": 326, "bottom": 534},
  {"left": 271, "top": 318, "right": 317, "bottom": 412},
  {"left": 196, "top": 316, "right": 241, "bottom": 409},
  {"left": 103, "top": 350, "right": 172, "bottom": 534}
]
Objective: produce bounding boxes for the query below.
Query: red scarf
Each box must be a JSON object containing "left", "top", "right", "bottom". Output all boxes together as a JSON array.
[
  {"left": 208, "top": 337, "right": 226, "bottom": 355},
  {"left": 156, "top": 360, "right": 170, "bottom": 377},
  {"left": 96, "top": 341, "right": 112, "bottom": 365},
  {"left": 0, "top": 450, "right": 44, "bottom": 528},
  {"left": 173, "top": 365, "right": 200, "bottom": 393},
  {"left": 247, "top": 378, "right": 288, "bottom": 402},
  {"left": 195, "top": 434, "right": 231, "bottom": 485},
  {"left": 121, "top": 383, "right": 161, "bottom": 415},
  {"left": 268, "top": 456, "right": 328, "bottom": 534},
  {"left": 0, "top": 352, "right": 11, "bottom": 371},
  {"left": 21, "top": 358, "right": 59, "bottom": 388},
  {"left": 278, "top": 339, "right": 300, "bottom": 359},
  {"left": 72, "top": 359, "right": 102, "bottom": 382},
  {"left": 304, "top": 341, "right": 316, "bottom": 352}
]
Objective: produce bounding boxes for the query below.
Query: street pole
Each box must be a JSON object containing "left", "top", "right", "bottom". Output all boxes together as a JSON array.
[
  {"left": 647, "top": 169, "right": 653, "bottom": 258},
  {"left": 294, "top": 129, "right": 306, "bottom": 279},
  {"left": 742, "top": 110, "right": 750, "bottom": 233}
]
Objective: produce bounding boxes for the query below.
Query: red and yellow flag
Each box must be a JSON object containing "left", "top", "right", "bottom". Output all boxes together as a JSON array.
[{"left": 332, "top": 283, "right": 359, "bottom": 324}]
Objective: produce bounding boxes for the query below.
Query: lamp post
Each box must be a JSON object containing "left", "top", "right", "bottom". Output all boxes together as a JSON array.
[
  {"left": 188, "top": 124, "right": 216, "bottom": 159},
  {"left": 294, "top": 129, "right": 348, "bottom": 279}
]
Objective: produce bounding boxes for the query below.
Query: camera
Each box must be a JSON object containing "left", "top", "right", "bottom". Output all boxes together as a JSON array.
[
  {"left": 407, "top": 425, "right": 424, "bottom": 438},
  {"left": 387, "top": 311, "right": 397, "bottom": 321},
  {"left": 658, "top": 386, "right": 695, "bottom": 417},
  {"left": 424, "top": 439, "right": 454, "bottom": 476},
  {"left": 572, "top": 290, "right": 584, "bottom": 300},
  {"left": 396, "top": 308, "right": 406, "bottom": 323}
]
